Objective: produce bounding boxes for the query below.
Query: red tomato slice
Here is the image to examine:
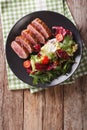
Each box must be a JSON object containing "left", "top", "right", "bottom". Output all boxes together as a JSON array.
[
  {"left": 56, "top": 33, "right": 63, "bottom": 42},
  {"left": 23, "top": 60, "right": 31, "bottom": 68},
  {"left": 41, "top": 56, "right": 49, "bottom": 64}
]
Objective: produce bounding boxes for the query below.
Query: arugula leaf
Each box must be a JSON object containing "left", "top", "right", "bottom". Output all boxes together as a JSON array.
[
  {"left": 62, "top": 59, "right": 75, "bottom": 74},
  {"left": 30, "top": 66, "right": 62, "bottom": 85}
]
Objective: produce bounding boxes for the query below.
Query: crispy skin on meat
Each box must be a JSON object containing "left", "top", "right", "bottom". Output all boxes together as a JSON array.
[
  {"left": 21, "top": 29, "right": 38, "bottom": 45},
  {"left": 15, "top": 36, "right": 33, "bottom": 53},
  {"left": 32, "top": 18, "right": 52, "bottom": 39},
  {"left": 11, "top": 41, "right": 29, "bottom": 59},
  {"left": 11, "top": 18, "right": 52, "bottom": 59},
  {"left": 27, "top": 24, "right": 45, "bottom": 44}
]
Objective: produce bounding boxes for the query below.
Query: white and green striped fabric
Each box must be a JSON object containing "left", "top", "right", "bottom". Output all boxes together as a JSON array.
[{"left": 0, "top": 0, "right": 87, "bottom": 93}]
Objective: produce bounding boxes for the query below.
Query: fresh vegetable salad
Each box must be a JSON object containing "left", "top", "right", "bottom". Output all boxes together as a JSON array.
[{"left": 23, "top": 26, "right": 78, "bottom": 85}]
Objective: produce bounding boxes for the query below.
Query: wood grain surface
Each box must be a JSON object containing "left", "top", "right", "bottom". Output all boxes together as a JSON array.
[{"left": 0, "top": 0, "right": 87, "bottom": 130}]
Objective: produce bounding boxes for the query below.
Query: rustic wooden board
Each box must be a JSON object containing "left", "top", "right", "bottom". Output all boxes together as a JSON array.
[
  {"left": 0, "top": 19, "right": 5, "bottom": 130},
  {"left": 24, "top": 90, "right": 44, "bottom": 130},
  {"left": 64, "top": 0, "right": 87, "bottom": 130},
  {"left": 0, "top": 0, "right": 87, "bottom": 130},
  {"left": 64, "top": 81, "right": 83, "bottom": 130},
  {"left": 24, "top": 86, "right": 63, "bottom": 130},
  {"left": 67, "top": 0, "right": 87, "bottom": 48},
  {"left": 81, "top": 76, "right": 87, "bottom": 130},
  {"left": 42, "top": 87, "right": 63, "bottom": 130},
  {"left": 0, "top": 19, "right": 24, "bottom": 130}
]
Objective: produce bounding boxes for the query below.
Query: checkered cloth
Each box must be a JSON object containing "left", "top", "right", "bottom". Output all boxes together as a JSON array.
[{"left": 0, "top": 0, "right": 87, "bottom": 93}]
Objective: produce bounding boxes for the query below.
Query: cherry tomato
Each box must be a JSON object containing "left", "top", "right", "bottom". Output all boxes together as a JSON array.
[
  {"left": 23, "top": 60, "right": 31, "bottom": 68},
  {"left": 56, "top": 33, "right": 63, "bottom": 42},
  {"left": 41, "top": 56, "right": 49, "bottom": 64}
]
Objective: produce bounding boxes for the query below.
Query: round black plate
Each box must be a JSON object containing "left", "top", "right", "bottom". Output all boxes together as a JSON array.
[{"left": 6, "top": 11, "right": 82, "bottom": 88}]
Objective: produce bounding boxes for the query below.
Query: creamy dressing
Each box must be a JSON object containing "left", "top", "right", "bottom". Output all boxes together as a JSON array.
[{"left": 41, "top": 38, "right": 60, "bottom": 55}]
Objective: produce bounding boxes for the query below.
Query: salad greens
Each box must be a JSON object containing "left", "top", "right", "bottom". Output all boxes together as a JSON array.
[
  {"left": 59, "top": 35, "right": 78, "bottom": 56},
  {"left": 30, "top": 66, "right": 62, "bottom": 85},
  {"left": 30, "top": 58, "right": 75, "bottom": 85},
  {"left": 23, "top": 26, "right": 78, "bottom": 85}
]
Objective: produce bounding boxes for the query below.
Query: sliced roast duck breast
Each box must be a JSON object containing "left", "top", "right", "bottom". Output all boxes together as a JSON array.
[
  {"left": 27, "top": 24, "right": 45, "bottom": 44},
  {"left": 15, "top": 36, "right": 33, "bottom": 53},
  {"left": 21, "top": 29, "right": 38, "bottom": 45},
  {"left": 11, "top": 18, "right": 52, "bottom": 59},
  {"left": 11, "top": 41, "right": 29, "bottom": 59},
  {"left": 31, "top": 18, "right": 52, "bottom": 39}
]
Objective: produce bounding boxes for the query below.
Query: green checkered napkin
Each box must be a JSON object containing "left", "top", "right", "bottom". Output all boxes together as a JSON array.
[{"left": 0, "top": 0, "right": 87, "bottom": 93}]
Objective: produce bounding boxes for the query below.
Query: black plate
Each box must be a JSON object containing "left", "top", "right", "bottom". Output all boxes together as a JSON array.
[{"left": 6, "top": 11, "right": 82, "bottom": 88}]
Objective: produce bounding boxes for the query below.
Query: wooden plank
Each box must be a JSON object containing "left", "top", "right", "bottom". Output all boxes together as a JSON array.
[
  {"left": 64, "top": 76, "right": 87, "bottom": 130},
  {"left": 64, "top": 82, "right": 82, "bottom": 130},
  {"left": 2, "top": 73, "right": 24, "bottom": 130},
  {"left": 67, "top": 0, "right": 87, "bottom": 47},
  {"left": 0, "top": 19, "right": 24, "bottom": 130},
  {"left": 0, "top": 19, "right": 5, "bottom": 130},
  {"left": 81, "top": 76, "right": 87, "bottom": 130},
  {"left": 24, "top": 90, "right": 44, "bottom": 130},
  {"left": 42, "top": 87, "right": 63, "bottom": 130},
  {"left": 24, "top": 86, "right": 63, "bottom": 130},
  {"left": 64, "top": 0, "right": 87, "bottom": 130}
]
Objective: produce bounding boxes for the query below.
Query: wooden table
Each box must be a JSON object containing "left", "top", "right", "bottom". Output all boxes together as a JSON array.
[{"left": 0, "top": 0, "right": 87, "bottom": 130}]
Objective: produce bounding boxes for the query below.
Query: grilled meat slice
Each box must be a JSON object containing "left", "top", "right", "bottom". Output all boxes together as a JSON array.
[
  {"left": 21, "top": 29, "right": 38, "bottom": 45},
  {"left": 15, "top": 36, "right": 33, "bottom": 53},
  {"left": 11, "top": 41, "right": 29, "bottom": 59},
  {"left": 32, "top": 18, "right": 52, "bottom": 39},
  {"left": 11, "top": 18, "right": 52, "bottom": 59},
  {"left": 27, "top": 24, "right": 45, "bottom": 44}
]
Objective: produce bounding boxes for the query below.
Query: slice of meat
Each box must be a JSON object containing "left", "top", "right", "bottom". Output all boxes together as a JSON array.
[
  {"left": 15, "top": 36, "right": 33, "bottom": 53},
  {"left": 27, "top": 24, "right": 45, "bottom": 44},
  {"left": 32, "top": 18, "right": 52, "bottom": 39},
  {"left": 11, "top": 41, "right": 29, "bottom": 59},
  {"left": 21, "top": 29, "right": 38, "bottom": 45}
]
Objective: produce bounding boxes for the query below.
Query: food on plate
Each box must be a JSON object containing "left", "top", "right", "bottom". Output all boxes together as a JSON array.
[
  {"left": 23, "top": 60, "right": 31, "bottom": 68},
  {"left": 11, "top": 18, "right": 52, "bottom": 59},
  {"left": 27, "top": 24, "right": 45, "bottom": 44},
  {"left": 31, "top": 18, "right": 52, "bottom": 39},
  {"left": 23, "top": 26, "right": 78, "bottom": 85},
  {"left": 10, "top": 16, "right": 78, "bottom": 85},
  {"left": 15, "top": 36, "right": 33, "bottom": 53},
  {"left": 21, "top": 29, "right": 38, "bottom": 45},
  {"left": 11, "top": 41, "right": 29, "bottom": 59}
]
